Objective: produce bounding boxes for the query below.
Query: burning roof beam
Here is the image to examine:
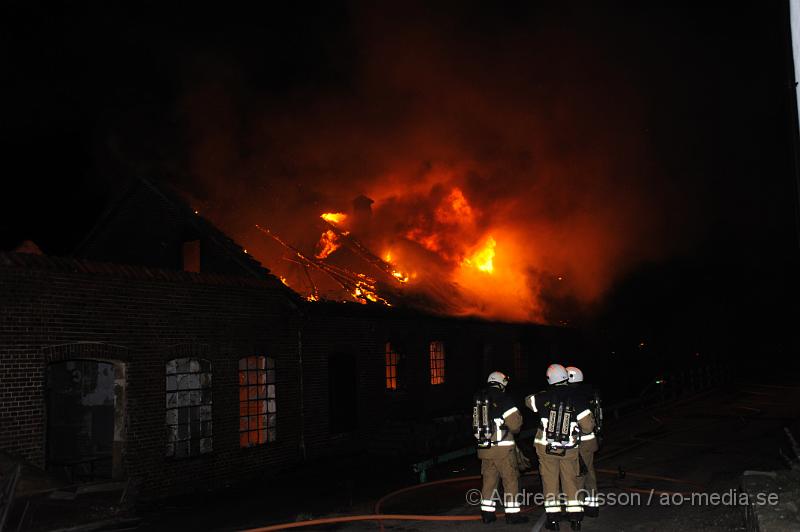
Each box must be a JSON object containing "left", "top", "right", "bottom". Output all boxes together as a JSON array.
[
  {"left": 320, "top": 219, "right": 409, "bottom": 283},
  {"left": 256, "top": 224, "right": 392, "bottom": 306}
]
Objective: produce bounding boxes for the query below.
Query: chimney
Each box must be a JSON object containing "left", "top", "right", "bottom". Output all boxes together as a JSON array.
[{"left": 352, "top": 195, "right": 374, "bottom": 236}]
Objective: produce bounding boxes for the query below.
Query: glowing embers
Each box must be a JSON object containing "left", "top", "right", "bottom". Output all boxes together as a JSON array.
[
  {"left": 238, "top": 355, "right": 276, "bottom": 448},
  {"left": 352, "top": 280, "right": 392, "bottom": 306},
  {"left": 321, "top": 212, "right": 348, "bottom": 224},
  {"left": 462, "top": 236, "right": 496, "bottom": 273},
  {"left": 391, "top": 270, "right": 409, "bottom": 283},
  {"left": 315, "top": 229, "right": 341, "bottom": 259}
]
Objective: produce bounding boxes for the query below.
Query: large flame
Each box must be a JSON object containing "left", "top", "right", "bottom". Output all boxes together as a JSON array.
[
  {"left": 321, "top": 212, "right": 348, "bottom": 224},
  {"left": 182, "top": 6, "right": 669, "bottom": 323},
  {"left": 315, "top": 229, "right": 340, "bottom": 259},
  {"left": 462, "top": 236, "right": 496, "bottom": 273}
]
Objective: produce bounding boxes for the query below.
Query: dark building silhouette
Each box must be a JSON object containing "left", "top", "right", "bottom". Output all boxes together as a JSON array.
[{"left": 0, "top": 178, "right": 574, "bottom": 498}]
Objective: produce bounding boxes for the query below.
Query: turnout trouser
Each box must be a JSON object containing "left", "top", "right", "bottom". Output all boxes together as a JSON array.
[
  {"left": 535, "top": 443, "right": 583, "bottom": 518},
  {"left": 579, "top": 437, "right": 599, "bottom": 509},
  {"left": 478, "top": 446, "right": 521, "bottom": 514}
]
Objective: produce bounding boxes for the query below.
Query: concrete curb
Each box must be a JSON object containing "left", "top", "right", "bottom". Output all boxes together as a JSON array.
[{"left": 741, "top": 469, "right": 800, "bottom": 531}]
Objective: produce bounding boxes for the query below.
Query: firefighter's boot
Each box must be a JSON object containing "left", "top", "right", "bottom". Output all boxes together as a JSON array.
[
  {"left": 481, "top": 510, "right": 496, "bottom": 524},
  {"left": 544, "top": 517, "right": 560, "bottom": 530},
  {"left": 570, "top": 519, "right": 582, "bottom": 531}
]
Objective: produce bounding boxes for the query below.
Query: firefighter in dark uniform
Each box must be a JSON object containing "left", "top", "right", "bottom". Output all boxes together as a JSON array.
[
  {"left": 473, "top": 371, "right": 529, "bottom": 524},
  {"left": 525, "top": 364, "right": 594, "bottom": 531},
  {"left": 566, "top": 366, "right": 601, "bottom": 517}
]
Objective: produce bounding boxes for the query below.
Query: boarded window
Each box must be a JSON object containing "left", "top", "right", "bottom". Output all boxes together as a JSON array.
[
  {"left": 429, "top": 341, "right": 446, "bottom": 385},
  {"left": 385, "top": 342, "right": 400, "bottom": 390},
  {"left": 166, "top": 358, "right": 212, "bottom": 458},
  {"left": 513, "top": 342, "right": 528, "bottom": 384},
  {"left": 239, "top": 356, "right": 277, "bottom": 447}
]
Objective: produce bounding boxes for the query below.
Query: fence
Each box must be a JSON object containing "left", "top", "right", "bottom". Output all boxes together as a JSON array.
[{"left": 606, "top": 363, "right": 732, "bottom": 421}]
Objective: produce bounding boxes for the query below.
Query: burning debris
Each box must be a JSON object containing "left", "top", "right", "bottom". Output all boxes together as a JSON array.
[
  {"left": 319, "top": 214, "right": 410, "bottom": 284},
  {"left": 314, "top": 230, "right": 340, "bottom": 259},
  {"left": 252, "top": 189, "right": 544, "bottom": 320},
  {"left": 256, "top": 224, "right": 395, "bottom": 306}
]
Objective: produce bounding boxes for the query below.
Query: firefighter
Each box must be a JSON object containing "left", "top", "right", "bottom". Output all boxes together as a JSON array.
[
  {"left": 473, "top": 371, "right": 529, "bottom": 524},
  {"left": 566, "top": 366, "right": 601, "bottom": 518},
  {"left": 525, "top": 364, "right": 594, "bottom": 531}
]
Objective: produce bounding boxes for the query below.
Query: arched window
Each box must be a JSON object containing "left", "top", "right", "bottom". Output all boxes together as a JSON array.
[
  {"left": 239, "top": 356, "right": 276, "bottom": 447},
  {"left": 166, "top": 358, "right": 213, "bottom": 458}
]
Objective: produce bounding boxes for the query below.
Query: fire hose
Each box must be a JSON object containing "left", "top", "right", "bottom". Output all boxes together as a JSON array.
[
  {"left": 243, "top": 394, "right": 750, "bottom": 531},
  {"left": 241, "top": 468, "right": 703, "bottom": 532}
]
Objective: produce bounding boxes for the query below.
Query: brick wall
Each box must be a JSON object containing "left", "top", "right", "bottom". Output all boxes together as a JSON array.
[
  {"left": 0, "top": 258, "right": 301, "bottom": 498},
  {"left": 0, "top": 254, "right": 577, "bottom": 498},
  {"left": 300, "top": 307, "right": 572, "bottom": 459}
]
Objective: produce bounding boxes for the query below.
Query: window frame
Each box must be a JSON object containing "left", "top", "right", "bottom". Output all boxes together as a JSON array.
[
  {"left": 165, "top": 357, "right": 213, "bottom": 459},
  {"left": 429, "top": 340, "right": 446, "bottom": 385},
  {"left": 385, "top": 342, "right": 401, "bottom": 391},
  {"left": 238, "top": 355, "right": 277, "bottom": 448}
]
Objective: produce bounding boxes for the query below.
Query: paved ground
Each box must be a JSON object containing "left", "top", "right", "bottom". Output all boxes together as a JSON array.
[
  {"left": 135, "top": 380, "right": 800, "bottom": 531},
  {"left": 329, "top": 381, "right": 800, "bottom": 531}
]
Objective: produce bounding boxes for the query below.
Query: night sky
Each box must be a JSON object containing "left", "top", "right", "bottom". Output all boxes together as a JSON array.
[{"left": 3, "top": 3, "right": 799, "bottom": 368}]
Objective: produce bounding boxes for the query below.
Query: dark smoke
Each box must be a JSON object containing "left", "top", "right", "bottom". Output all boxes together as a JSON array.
[{"left": 165, "top": 3, "right": 698, "bottom": 322}]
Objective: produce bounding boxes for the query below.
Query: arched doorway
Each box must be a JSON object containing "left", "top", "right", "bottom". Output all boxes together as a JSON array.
[{"left": 46, "top": 360, "right": 126, "bottom": 481}]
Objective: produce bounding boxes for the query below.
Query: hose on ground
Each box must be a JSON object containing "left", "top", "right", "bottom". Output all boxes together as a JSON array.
[{"left": 243, "top": 468, "right": 701, "bottom": 532}]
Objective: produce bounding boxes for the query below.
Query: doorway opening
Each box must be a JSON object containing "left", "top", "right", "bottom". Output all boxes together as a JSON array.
[
  {"left": 46, "top": 359, "right": 126, "bottom": 481},
  {"left": 328, "top": 353, "right": 358, "bottom": 433}
]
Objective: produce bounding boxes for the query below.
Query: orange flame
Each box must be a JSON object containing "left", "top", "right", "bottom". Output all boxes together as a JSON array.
[
  {"left": 384, "top": 249, "right": 409, "bottom": 283},
  {"left": 315, "top": 230, "right": 340, "bottom": 259},
  {"left": 392, "top": 271, "right": 409, "bottom": 282},
  {"left": 321, "top": 212, "right": 348, "bottom": 224},
  {"left": 435, "top": 187, "right": 474, "bottom": 224},
  {"left": 462, "top": 236, "right": 496, "bottom": 273}
]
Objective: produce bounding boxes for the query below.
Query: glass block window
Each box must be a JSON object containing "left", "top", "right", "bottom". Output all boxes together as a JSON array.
[
  {"left": 239, "top": 356, "right": 276, "bottom": 447},
  {"left": 514, "top": 342, "right": 528, "bottom": 384},
  {"left": 429, "top": 341, "right": 446, "bottom": 385},
  {"left": 385, "top": 342, "right": 400, "bottom": 390},
  {"left": 166, "top": 358, "right": 213, "bottom": 458}
]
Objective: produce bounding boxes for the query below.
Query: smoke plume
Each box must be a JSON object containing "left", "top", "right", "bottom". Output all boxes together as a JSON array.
[{"left": 173, "top": 4, "right": 687, "bottom": 323}]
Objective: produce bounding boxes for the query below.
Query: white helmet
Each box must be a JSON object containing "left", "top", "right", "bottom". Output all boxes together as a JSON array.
[
  {"left": 487, "top": 371, "right": 509, "bottom": 388},
  {"left": 546, "top": 364, "right": 569, "bottom": 385},
  {"left": 566, "top": 366, "right": 584, "bottom": 383}
]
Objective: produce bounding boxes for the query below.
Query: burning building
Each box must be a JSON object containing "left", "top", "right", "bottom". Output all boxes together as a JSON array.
[{"left": 0, "top": 177, "right": 577, "bottom": 500}]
